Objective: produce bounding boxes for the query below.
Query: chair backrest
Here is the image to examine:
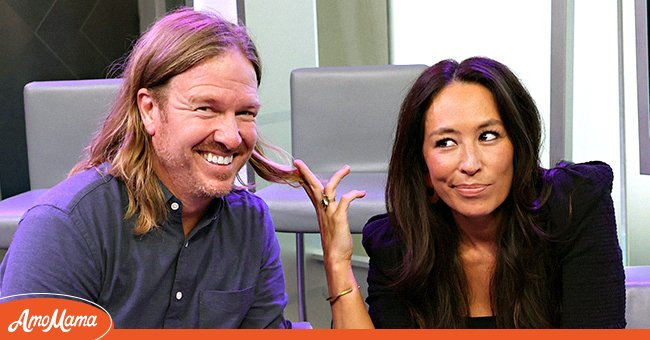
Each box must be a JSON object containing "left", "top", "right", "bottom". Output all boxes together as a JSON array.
[
  {"left": 290, "top": 64, "right": 428, "bottom": 173},
  {"left": 23, "top": 79, "right": 122, "bottom": 189}
]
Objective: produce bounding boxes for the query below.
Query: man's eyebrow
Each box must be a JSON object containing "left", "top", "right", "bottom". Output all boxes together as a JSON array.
[
  {"left": 187, "top": 95, "right": 217, "bottom": 104},
  {"left": 187, "top": 95, "right": 261, "bottom": 110}
]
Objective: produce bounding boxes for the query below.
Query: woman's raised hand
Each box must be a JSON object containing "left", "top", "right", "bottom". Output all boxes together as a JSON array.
[
  {"left": 293, "top": 159, "right": 374, "bottom": 328},
  {"left": 293, "top": 159, "right": 366, "bottom": 267}
]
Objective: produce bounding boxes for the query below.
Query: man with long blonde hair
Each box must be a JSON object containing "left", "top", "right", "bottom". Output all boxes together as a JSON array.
[{"left": 0, "top": 8, "right": 299, "bottom": 328}]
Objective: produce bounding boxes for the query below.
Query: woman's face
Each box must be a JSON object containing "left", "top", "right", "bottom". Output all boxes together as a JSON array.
[{"left": 422, "top": 81, "right": 514, "bottom": 224}]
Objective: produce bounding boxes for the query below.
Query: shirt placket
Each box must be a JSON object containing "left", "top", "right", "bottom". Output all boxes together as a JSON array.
[{"left": 162, "top": 198, "right": 193, "bottom": 327}]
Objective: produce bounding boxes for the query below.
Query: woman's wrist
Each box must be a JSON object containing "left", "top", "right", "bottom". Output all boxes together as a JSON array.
[{"left": 324, "top": 262, "right": 357, "bottom": 297}]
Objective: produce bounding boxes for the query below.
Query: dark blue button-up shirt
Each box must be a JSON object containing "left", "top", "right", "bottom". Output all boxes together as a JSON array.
[{"left": 0, "top": 165, "right": 290, "bottom": 328}]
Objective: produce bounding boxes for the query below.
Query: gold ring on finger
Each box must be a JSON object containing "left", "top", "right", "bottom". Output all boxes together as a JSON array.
[{"left": 320, "top": 193, "right": 332, "bottom": 208}]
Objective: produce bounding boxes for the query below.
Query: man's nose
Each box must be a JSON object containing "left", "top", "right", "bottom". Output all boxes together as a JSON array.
[{"left": 213, "top": 114, "right": 242, "bottom": 150}]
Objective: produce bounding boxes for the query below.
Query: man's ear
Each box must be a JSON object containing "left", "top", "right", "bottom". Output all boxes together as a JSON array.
[{"left": 137, "top": 88, "right": 157, "bottom": 136}]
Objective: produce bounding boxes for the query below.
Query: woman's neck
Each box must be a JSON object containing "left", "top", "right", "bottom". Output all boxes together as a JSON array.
[
  {"left": 454, "top": 212, "right": 500, "bottom": 317},
  {"left": 454, "top": 212, "right": 500, "bottom": 247}
]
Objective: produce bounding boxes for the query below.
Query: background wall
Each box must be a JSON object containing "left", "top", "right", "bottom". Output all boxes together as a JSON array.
[
  {"left": 0, "top": 0, "right": 140, "bottom": 199},
  {"left": 242, "top": 0, "right": 323, "bottom": 326},
  {"left": 389, "top": 0, "right": 552, "bottom": 168},
  {"left": 316, "top": 0, "right": 389, "bottom": 67},
  {"left": 621, "top": 0, "right": 650, "bottom": 266}
]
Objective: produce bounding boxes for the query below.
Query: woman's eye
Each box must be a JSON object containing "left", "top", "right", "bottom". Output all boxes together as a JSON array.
[
  {"left": 435, "top": 138, "right": 456, "bottom": 148},
  {"left": 480, "top": 131, "right": 499, "bottom": 142}
]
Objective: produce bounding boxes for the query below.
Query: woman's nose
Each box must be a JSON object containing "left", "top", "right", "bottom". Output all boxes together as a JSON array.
[{"left": 459, "top": 144, "right": 481, "bottom": 176}]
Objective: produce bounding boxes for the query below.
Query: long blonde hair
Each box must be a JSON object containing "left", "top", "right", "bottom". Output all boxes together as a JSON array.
[{"left": 71, "top": 8, "right": 301, "bottom": 235}]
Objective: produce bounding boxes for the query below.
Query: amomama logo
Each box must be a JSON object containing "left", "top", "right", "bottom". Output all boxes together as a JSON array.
[{"left": 0, "top": 293, "right": 113, "bottom": 339}]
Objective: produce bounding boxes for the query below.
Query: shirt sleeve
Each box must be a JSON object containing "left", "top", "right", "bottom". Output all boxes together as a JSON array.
[
  {"left": 0, "top": 204, "right": 101, "bottom": 300},
  {"left": 548, "top": 162, "right": 626, "bottom": 328},
  {"left": 362, "top": 214, "right": 415, "bottom": 328},
  {"left": 239, "top": 202, "right": 290, "bottom": 329}
]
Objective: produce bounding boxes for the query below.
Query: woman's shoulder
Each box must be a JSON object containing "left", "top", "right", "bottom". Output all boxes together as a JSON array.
[
  {"left": 544, "top": 160, "right": 613, "bottom": 193},
  {"left": 362, "top": 213, "right": 402, "bottom": 260},
  {"left": 362, "top": 214, "right": 395, "bottom": 248},
  {"left": 543, "top": 160, "right": 614, "bottom": 228}
]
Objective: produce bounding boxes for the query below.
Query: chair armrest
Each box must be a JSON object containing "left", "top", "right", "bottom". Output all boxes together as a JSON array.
[{"left": 0, "top": 189, "right": 48, "bottom": 249}]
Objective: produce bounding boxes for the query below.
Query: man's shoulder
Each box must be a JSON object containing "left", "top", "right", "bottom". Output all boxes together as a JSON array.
[
  {"left": 35, "top": 166, "right": 122, "bottom": 213},
  {"left": 223, "top": 189, "right": 268, "bottom": 211},
  {"left": 217, "top": 190, "right": 275, "bottom": 248}
]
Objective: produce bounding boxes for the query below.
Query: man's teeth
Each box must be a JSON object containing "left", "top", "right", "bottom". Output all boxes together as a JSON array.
[{"left": 203, "top": 153, "right": 233, "bottom": 165}]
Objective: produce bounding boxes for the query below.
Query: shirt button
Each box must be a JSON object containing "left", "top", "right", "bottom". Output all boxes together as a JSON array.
[
  {"left": 171, "top": 202, "right": 180, "bottom": 211},
  {"left": 175, "top": 291, "right": 183, "bottom": 300}
]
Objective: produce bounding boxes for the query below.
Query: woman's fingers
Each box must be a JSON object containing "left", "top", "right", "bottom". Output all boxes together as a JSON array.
[
  {"left": 293, "top": 161, "right": 364, "bottom": 268},
  {"left": 294, "top": 160, "right": 364, "bottom": 220},
  {"left": 322, "top": 165, "right": 352, "bottom": 210},
  {"left": 324, "top": 165, "right": 351, "bottom": 194},
  {"left": 326, "top": 190, "right": 366, "bottom": 232},
  {"left": 294, "top": 160, "right": 323, "bottom": 189},
  {"left": 293, "top": 159, "right": 324, "bottom": 205},
  {"left": 335, "top": 190, "right": 366, "bottom": 215}
]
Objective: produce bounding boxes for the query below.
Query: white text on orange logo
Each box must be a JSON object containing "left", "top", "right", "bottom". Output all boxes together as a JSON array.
[{"left": 7, "top": 308, "right": 98, "bottom": 333}]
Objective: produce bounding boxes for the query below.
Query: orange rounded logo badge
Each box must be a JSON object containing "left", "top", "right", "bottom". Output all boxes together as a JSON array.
[{"left": 0, "top": 293, "right": 113, "bottom": 339}]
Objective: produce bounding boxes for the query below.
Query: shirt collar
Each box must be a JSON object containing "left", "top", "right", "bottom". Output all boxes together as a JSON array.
[{"left": 157, "top": 179, "right": 225, "bottom": 224}]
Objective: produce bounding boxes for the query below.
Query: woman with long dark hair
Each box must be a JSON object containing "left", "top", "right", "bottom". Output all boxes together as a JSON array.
[{"left": 295, "top": 56, "right": 625, "bottom": 328}]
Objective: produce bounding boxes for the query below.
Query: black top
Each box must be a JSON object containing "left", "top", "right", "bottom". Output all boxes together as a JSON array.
[
  {"left": 362, "top": 161, "right": 626, "bottom": 328},
  {"left": 467, "top": 317, "right": 497, "bottom": 329}
]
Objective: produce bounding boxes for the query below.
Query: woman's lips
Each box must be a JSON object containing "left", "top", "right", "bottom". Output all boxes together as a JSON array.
[{"left": 453, "top": 184, "right": 488, "bottom": 197}]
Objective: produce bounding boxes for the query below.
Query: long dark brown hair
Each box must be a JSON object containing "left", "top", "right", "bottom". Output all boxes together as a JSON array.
[{"left": 386, "top": 57, "right": 557, "bottom": 328}]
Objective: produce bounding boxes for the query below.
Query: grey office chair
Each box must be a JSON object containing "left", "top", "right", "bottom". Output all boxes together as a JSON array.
[
  {"left": 625, "top": 266, "right": 650, "bottom": 328},
  {"left": 254, "top": 64, "right": 427, "bottom": 322},
  {"left": 0, "top": 79, "right": 121, "bottom": 253}
]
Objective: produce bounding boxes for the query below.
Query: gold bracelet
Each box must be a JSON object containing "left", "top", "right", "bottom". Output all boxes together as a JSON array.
[{"left": 326, "top": 285, "right": 360, "bottom": 305}]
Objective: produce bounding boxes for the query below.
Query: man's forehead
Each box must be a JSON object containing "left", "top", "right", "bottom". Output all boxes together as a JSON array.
[{"left": 168, "top": 53, "right": 257, "bottom": 90}]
